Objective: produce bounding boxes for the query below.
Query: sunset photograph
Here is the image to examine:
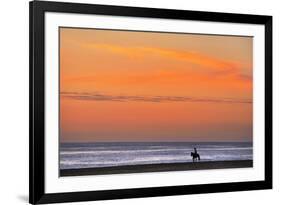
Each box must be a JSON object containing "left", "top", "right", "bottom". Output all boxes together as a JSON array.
[{"left": 59, "top": 27, "right": 253, "bottom": 176}]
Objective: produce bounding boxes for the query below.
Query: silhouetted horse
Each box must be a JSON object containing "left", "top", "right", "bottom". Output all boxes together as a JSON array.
[{"left": 191, "top": 152, "right": 200, "bottom": 162}]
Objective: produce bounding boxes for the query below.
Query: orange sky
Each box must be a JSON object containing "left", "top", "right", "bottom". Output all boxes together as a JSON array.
[{"left": 60, "top": 27, "right": 253, "bottom": 142}]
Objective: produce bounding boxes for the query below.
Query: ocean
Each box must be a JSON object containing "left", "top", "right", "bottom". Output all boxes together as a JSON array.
[{"left": 60, "top": 142, "right": 252, "bottom": 170}]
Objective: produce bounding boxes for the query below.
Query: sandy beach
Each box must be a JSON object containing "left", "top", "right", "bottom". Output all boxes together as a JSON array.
[{"left": 60, "top": 160, "right": 253, "bottom": 177}]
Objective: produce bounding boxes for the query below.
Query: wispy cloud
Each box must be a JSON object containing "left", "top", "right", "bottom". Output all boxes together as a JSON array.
[
  {"left": 61, "top": 92, "right": 252, "bottom": 104},
  {"left": 86, "top": 43, "right": 249, "bottom": 76}
]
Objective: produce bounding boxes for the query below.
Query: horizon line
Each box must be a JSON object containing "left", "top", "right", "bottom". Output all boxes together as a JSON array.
[{"left": 60, "top": 140, "right": 253, "bottom": 143}]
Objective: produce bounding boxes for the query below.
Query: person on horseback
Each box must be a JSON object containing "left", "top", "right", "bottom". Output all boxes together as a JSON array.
[{"left": 191, "top": 147, "right": 200, "bottom": 162}]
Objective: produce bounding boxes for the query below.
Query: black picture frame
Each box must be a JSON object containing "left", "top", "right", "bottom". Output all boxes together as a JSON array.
[{"left": 29, "top": 0, "right": 272, "bottom": 204}]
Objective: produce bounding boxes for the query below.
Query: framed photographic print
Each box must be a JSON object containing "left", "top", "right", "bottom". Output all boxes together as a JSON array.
[{"left": 29, "top": 0, "right": 272, "bottom": 204}]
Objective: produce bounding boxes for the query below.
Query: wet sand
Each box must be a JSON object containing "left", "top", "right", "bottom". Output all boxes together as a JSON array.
[{"left": 60, "top": 160, "right": 253, "bottom": 177}]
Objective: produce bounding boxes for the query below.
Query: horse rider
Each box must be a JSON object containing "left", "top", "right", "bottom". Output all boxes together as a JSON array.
[{"left": 194, "top": 148, "right": 197, "bottom": 154}]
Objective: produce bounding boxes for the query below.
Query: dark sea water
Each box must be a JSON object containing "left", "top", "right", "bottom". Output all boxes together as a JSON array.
[{"left": 60, "top": 142, "right": 253, "bottom": 170}]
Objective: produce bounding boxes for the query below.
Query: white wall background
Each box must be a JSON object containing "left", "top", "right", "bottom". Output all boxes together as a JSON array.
[{"left": 0, "top": 0, "right": 279, "bottom": 204}]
